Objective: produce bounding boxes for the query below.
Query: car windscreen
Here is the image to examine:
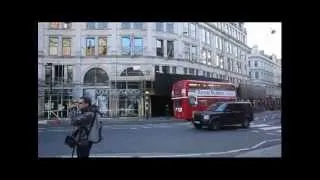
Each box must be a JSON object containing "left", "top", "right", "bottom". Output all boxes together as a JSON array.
[{"left": 215, "top": 103, "right": 227, "bottom": 112}]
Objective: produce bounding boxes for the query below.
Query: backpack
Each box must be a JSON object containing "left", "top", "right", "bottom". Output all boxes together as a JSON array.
[{"left": 88, "top": 111, "right": 103, "bottom": 144}]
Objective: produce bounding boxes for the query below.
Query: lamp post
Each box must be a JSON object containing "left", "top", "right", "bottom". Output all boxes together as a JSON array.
[{"left": 47, "top": 63, "right": 53, "bottom": 120}]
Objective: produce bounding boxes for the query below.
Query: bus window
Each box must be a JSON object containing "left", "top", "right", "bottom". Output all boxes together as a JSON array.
[{"left": 174, "top": 99, "right": 182, "bottom": 108}]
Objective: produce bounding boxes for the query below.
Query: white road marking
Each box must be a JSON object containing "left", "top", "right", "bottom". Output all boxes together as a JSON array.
[
  {"left": 130, "top": 127, "right": 137, "bottom": 130},
  {"left": 276, "top": 130, "right": 281, "bottom": 133},
  {"left": 48, "top": 129, "right": 66, "bottom": 132},
  {"left": 251, "top": 130, "right": 259, "bottom": 133},
  {"left": 266, "top": 133, "right": 277, "bottom": 135},
  {"left": 142, "top": 126, "right": 152, "bottom": 128},
  {"left": 38, "top": 130, "right": 43, "bottom": 133},
  {"left": 250, "top": 124, "right": 270, "bottom": 128},
  {"left": 58, "top": 138, "right": 282, "bottom": 158},
  {"left": 259, "top": 126, "right": 281, "bottom": 131}
]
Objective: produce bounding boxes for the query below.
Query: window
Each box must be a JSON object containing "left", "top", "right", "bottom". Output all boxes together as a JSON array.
[
  {"left": 134, "top": 23, "right": 143, "bottom": 29},
  {"left": 67, "top": 65, "right": 73, "bottom": 83},
  {"left": 190, "top": 23, "right": 196, "bottom": 39},
  {"left": 205, "top": 31, "right": 210, "bottom": 44},
  {"left": 220, "top": 56, "right": 224, "bottom": 69},
  {"left": 49, "top": 37, "right": 58, "bottom": 56},
  {"left": 202, "top": 49, "right": 207, "bottom": 64},
  {"left": 98, "top": 37, "right": 107, "bottom": 56},
  {"left": 201, "top": 29, "right": 205, "bottom": 43},
  {"left": 97, "top": 22, "right": 107, "bottom": 29},
  {"left": 166, "top": 23, "right": 174, "bottom": 33},
  {"left": 207, "top": 72, "right": 210, "bottom": 77},
  {"left": 215, "top": 35, "right": 218, "bottom": 49},
  {"left": 183, "top": 23, "right": 189, "bottom": 36},
  {"left": 215, "top": 55, "right": 220, "bottom": 67},
  {"left": 49, "top": 22, "right": 60, "bottom": 29},
  {"left": 219, "top": 38, "right": 222, "bottom": 50},
  {"left": 156, "top": 23, "right": 163, "bottom": 31},
  {"left": 203, "top": 71, "right": 206, "bottom": 76},
  {"left": 191, "top": 45, "right": 197, "bottom": 61},
  {"left": 184, "top": 43, "right": 190, "bottom": 60},
  {"left": 167, "top": 40, "right": 174, "bottom": 58},
  {"left": 189, "top": 68, "right": 194, "bottom": 75},
  {"left": 87, "top": 23, "right": 96, "bottom": 29},
  {"left": 45, "top": 64, "right": 52, "bottom": 84},
  {"left": 54, "top": 65, "right": 64, "bottom": 83},
  {"left": 121, "top": 37, "right": 131, "bottom": 55},
  {"left": 156, "top": 39, "right": 164, "bottom": 57},
  {"left": 121, "top": 23, "right": 131, "bottom": 29},
  {"left": 84, "top": 68, "right": 109, "bottom": 85},
  {"left": 255, "top": 61, "right": 258, "bottom": 67},
  {"left": 172, "top": 66, "right": 176, "bottom": 74},
  {"left": 86, "top": 38, "right": 95, "bottom": 56},
  {"left": 62, "top": 22, "right": 71, "bottom": 29},
  {"left": 155, "top": 65, "right": 160, "bottom": 73},
  {"left": 227, "top": 58, "right": 231, "bottom": 71},
  {"left": 207, "top": 50, "right": 212, "bottom": 65},
  {"left": 134, "top": 37, "right": 143, "bottom": 56},
  {"left": 184, "top": 68, "right": 188, "bottom": 74},
  {"left": 196, "top": 69, "right": 199, "bottom": 76},
  {"left": 255, "top": 71, "right": 259, "bottom": 79},
  {"left": 62, "top": 38, "right": 71, "bottom": 56},
  {"left": 248, "top": 60, "right": 251, "bottom": 67},
  {"left": 162, "top": 66, "right": 170, "bottom": 74}
]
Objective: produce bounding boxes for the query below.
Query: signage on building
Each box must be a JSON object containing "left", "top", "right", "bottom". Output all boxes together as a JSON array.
[{"left": 189, "top": 89, "right": 236, "bottom": 97}]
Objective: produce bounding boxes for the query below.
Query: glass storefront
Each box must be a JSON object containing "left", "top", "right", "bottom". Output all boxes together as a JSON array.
[{"left": 83, "top": 88, "right": 142, "bottom": 118}]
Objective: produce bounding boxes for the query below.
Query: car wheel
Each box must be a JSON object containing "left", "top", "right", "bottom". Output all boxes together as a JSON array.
[
  {"left": 194, "top": 124, "right": 202, "bottom": 129},
  {"left": 242, "top": 118, "right": 250, "bottom": 128},
  {"left": 210, "top": 121, "right": 220, "bottom": 130}
]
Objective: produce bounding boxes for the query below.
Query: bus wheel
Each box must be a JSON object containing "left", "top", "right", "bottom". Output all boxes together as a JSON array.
[
  {"left": 210, "top": 121, "right": 220, "bottom": 131},
  {"left": 194, "top": 124, "right": 202, "bottom": 129}
]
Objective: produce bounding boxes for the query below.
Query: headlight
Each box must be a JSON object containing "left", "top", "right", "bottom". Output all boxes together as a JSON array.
[{"left": 203, "top": 115, "right": 210, "bottom": 120}]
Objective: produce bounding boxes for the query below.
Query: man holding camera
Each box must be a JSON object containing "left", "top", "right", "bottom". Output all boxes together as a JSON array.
[{"left": 68, "top": 97, "right": 95, "bottom": 158}]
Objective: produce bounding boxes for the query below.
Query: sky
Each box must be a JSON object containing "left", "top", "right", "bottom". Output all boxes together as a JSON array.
[{"left": 244, "top": 22, "right": 281, "bottom": 59}]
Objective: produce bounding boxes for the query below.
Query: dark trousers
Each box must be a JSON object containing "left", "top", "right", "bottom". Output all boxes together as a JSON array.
[{"left": 76, "top": 142, "right": 93, "bottom": 158}]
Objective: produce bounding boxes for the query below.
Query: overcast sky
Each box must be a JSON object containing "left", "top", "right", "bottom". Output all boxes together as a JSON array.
[{"left": 245, "top": 22, "right": 281, "bottom": 58}]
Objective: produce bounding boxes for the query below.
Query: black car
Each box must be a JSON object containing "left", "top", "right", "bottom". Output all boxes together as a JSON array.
[{"left": 192, "top": 101, "right": 253, "bottom": 130}]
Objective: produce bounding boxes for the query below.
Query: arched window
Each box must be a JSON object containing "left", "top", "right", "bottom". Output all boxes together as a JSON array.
[{"left": 84, "top": 68, "right": 109, "bottom": 85}]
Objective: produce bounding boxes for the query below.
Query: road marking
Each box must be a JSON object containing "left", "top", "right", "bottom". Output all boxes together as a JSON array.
[
  {"left": 38, "top": 128, "right": 46, "bottom": 130},
  {"left": 252, "top": 130, "right": 259, "bottom": 133},
  {"left": 250, "top": 124, "right": 270, "bottom": 128},
  {"left": 142, "top": 126, "right": 152, "bottom": 128},
  {"left": 38, "top": 130, "right": 44, "bottom": 133},
  {"left": 276, "top": 130, "right": 281, "bottom": 133},
  {"left": 48, "top": 129, "right": 66, "bottom": 132},
  {"left": 130, "top": 127, "right": 137, "bottom": 130},
  {"left": 259, "top": 126, "right": 281, "bottom": 131},
  {"left": 58, "top": 138, "right": 281, "bottom": 158},
  {"left": 266, "top": 132, "right": 277, "bottom": 135}
]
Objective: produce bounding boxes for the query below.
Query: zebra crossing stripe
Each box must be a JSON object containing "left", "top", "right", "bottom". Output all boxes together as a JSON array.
[
  {"left": 259, "top": 126, "right": 281, "bottom": 131},
  {"left": 250, "top": 124, "right": 270, "bottom": 128}
]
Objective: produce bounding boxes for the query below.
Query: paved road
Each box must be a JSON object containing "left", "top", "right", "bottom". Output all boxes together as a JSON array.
[{"left": 38, "top": 111, "right": 281, "bottom": 157}]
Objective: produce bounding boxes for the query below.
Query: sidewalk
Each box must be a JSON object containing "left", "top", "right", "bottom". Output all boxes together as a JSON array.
[
  {"left": 38, "top": 116, "right": 185, "bottom": 126},
  {"left": 38, "top": 110, "right": 281, "bottom": 125},
  {"left": 235, "top": 144, "right": 281, "bottom": 157}
]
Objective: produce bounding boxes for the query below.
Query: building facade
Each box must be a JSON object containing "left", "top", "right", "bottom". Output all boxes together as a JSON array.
[
  {"left": 38, "top": 22, "right": 250, "bottom": 119},
  {"left": 248, "top": 46, "right": 281, "bottom": 97}
]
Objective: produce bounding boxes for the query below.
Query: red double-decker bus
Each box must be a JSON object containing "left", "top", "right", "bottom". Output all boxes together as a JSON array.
[{"left": 171, "top": 80, "right": 237, "bottom": 120}]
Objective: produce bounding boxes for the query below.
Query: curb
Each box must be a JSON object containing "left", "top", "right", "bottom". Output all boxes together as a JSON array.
[{"left": 235, "top": 144, "right": 281, "bottom": 157}]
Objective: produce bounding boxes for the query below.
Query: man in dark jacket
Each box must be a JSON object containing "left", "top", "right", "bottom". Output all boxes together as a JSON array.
[{"left": 69, "top": 96, "right": 95, "bottom": 158}]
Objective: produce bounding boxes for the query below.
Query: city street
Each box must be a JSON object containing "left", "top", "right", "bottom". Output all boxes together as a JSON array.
[{"left": 38, "top": 111, "right": 281, "bottom": 158}]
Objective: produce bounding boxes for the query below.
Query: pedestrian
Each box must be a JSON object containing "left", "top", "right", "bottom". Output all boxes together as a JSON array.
[{"left": 68, "top": 96, "right": 95, "bottom": 158}]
